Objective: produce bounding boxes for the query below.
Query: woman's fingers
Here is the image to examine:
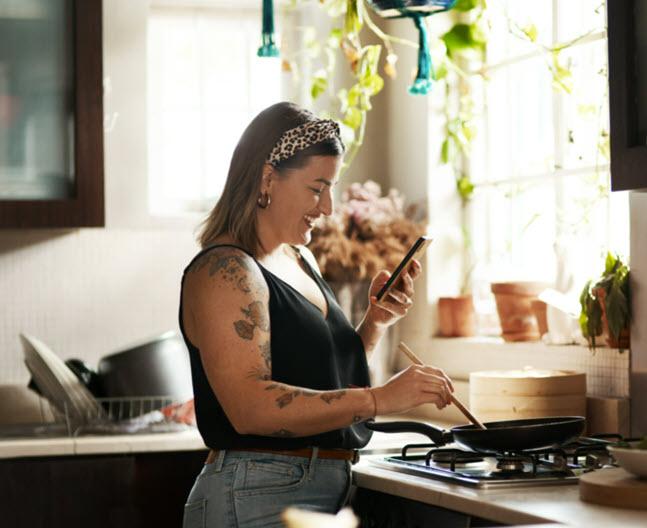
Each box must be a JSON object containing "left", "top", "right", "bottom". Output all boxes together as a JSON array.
[{"left": 422, "top": 366, "right": 454, "bottom": 392}]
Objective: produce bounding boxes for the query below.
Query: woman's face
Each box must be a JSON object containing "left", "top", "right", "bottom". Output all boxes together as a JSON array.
[{"left": 266, "top": 155, "right": 342, "bottom": 246}]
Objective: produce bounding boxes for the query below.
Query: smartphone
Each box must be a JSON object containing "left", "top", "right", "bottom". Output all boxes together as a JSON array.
[{"left": 375, "top": 236, "right": 432, "bottom": 301}]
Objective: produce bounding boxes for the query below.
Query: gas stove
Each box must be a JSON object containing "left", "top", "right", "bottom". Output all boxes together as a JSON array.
[{"left": 370, "top": 435, "right": 636, "bottom": 489}]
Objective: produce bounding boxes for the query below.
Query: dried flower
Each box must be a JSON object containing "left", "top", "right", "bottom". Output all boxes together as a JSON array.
[{"left": 308, "top": 180, "right": 426, "bottom": 282}]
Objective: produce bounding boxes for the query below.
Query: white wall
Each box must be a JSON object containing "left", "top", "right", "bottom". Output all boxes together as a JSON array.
[{"left": 0, "top": 0, "right": 200, "bottom": 384}]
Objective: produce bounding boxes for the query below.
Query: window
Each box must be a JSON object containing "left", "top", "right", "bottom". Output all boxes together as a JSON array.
[
  {"left": 462, "top": 0, "right": 628, "bottom": 307},
  {"left": 147, "top": 2, "right": 282, "bottom": 215}
]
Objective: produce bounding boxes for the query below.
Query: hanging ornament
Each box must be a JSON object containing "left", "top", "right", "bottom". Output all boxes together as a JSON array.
[
  {"left": 258, "top": 0, "right": 279, "bottom": 57},
  {"left": 365, "top": 0, "right": 457, "bottom": 95}
]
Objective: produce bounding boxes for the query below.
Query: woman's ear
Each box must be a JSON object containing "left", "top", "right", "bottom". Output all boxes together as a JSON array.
[{"left": 260, "top": 163, "right": 275, "bottom": 193}]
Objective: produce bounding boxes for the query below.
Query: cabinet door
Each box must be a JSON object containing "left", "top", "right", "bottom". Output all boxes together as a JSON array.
[
  {"left": 608, "top": 0, "right": 647, "bottom": 191},
  {"left": 0, "top": 0, "right": 104, "bottom": 227}
]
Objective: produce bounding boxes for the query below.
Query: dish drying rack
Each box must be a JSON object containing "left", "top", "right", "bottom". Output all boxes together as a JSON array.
[{"left": 0, "top": 395, "right": 194, "bottom": 439}]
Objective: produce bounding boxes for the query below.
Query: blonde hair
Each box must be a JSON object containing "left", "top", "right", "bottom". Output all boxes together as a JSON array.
[{"left": 198, "top": 102, "right": 344, "bottom": 253}]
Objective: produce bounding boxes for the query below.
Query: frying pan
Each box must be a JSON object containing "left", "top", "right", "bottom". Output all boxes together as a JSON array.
[{"left": 365, "top": 416, "right": 585, "bottom": 453}]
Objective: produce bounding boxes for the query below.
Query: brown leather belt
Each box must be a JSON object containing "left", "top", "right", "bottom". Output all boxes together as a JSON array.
[{"left": 205, "top": 447, "right": 360, "bottom": 465}]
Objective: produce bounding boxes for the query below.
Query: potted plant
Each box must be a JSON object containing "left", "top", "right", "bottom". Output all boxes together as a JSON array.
[{"left": 579, "top": 252, "right": 631, "bottom": 349}]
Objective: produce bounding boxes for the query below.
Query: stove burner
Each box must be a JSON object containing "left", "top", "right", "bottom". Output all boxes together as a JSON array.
[
  {"left": 495, "top": 457, "right": 526, "bottom": 473},
  {"left": 430, "top": 449, "right": 484, "bottom": 464},
  {"left": 381, "top": 433, "right": 641, "bottom": 489}
]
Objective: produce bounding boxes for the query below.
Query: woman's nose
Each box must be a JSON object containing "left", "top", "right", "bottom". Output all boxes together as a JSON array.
[{"left": 318, "top": 190, "right": 334, "bottom": 216}]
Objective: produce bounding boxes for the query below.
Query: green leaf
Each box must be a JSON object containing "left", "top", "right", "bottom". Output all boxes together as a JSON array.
[
  {"left": 311, "top": 74, "right": 328, "bottom": 100},
  {"left": 453, "top": 0, "right": 481, "bottom": 11},
  {"left": 347, "top": 84, "right": 361, "bottom": 107},
  {"left": 344, "top": 0, "right": 362, "bottom": 36},
  {"left": 605, "top": 251, "right": 618, "bottom": 275},
  {"left": 343, "top": 106, "right": 363, "bottom": 130},
  {"left": 442, "top": 23, "right": 486, "bottom": 59},
  {"left": 521, "top": 24, "right": 538, "bottom": 42},
  {"left": 337, "top": 88, "right": 349, "bottom": 113},
  {"left": 328, "top": 28, "right": 343, "bottom": 49},
  {"left": 360, "top": 74, "right": 384, "bottom": 96},
  {"left": 551, "top": 51, "right": 573, "bottom": 94},
  {"left": 456, "top": 175, "right": 474, "bottom": 201}
]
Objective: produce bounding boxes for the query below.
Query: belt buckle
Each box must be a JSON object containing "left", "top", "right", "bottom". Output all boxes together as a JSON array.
[{"left": 351, "top": 450, "right": 360, "bottom": 464}]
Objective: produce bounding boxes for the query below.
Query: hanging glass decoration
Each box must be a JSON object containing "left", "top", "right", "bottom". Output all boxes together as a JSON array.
[
  {"left": 258, "top": 0, "right": 279, "bottom": 57},
  {"left": 365, "top": 0, "right": 457, "bottom": 95}
]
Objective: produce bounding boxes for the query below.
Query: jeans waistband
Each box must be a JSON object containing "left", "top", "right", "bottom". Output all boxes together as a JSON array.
[{"left": 205, "top": 446, "right": 359, "bottom": 465}]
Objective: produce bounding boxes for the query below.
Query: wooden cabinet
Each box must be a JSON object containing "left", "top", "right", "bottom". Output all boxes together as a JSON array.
[
  {"left": 0, "top": 0, "right": 104, "bottom": 227},
  {"left": 351, "top": 488, "right": 504, "bottom": 527},
  {"left": 608, "top": 0, "right": 647, "bottom": 191},
  {"left": 0, "top": 450, "right": 208, "bottom": 528}
]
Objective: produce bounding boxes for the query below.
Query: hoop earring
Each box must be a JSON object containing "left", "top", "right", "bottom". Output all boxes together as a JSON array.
[{"left": 257, "top": 192, "right": 271, "bottom": 209}]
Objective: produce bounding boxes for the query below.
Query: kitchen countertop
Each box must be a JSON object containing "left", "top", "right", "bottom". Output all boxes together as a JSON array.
[
  {"left": 353, "top": 456, "right": 647, "bottom": 527},
  {"left": 0, "top": 414, "right": 446, "bottom": 459},
  {"left": 3, "top": 419, "right": 646, "bottom": 527},
  {"left": 0, "top": 429, "right": 207, "bottom": 458}
]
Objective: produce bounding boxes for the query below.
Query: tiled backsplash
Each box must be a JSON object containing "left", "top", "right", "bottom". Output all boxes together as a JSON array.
[
  {"left": 0, "top": 229, "right": 198, "bottom": 385},
  {"left": 400, "top": 337, "right": 630, "bottom": 398}
]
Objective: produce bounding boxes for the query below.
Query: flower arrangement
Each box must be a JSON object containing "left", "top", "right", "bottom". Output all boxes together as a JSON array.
[{"left": 309, "top": 180, "right": 426, "bottom": 283}]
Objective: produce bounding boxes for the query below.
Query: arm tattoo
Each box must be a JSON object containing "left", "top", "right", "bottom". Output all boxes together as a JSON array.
[
  {"left": 234, "top": 320, "right": 255, "bottom": 340},
  {"left": 264, "top": 384, "right": 346, "bottom": 408},
  {"left": 320, "top": 390, "right": 347, "bottom": 404},
  {"left": 190, "top": 251, "right": 253, "bottom": 293},
  {"left": 234, "top": 300, "right": 270, "bottom": 340},
  {"left": 246, "top": 339, "right": 272, "bottom": 380}
]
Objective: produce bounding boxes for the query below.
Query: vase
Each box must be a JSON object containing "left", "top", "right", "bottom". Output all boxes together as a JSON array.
[{"left": 437, "top": 295, "right": 475, "bottom": 337}]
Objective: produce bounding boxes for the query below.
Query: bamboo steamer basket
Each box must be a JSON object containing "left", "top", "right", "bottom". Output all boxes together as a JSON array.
[{"left": 469, "top": 369, "right": 586, "bottom": 422}]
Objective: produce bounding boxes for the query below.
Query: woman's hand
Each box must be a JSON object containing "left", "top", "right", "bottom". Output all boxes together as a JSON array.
[
  {"left": 366, "top": 259, "right": 422, "bottom": 328},
  {"left": 372, "top": 364, "right": 454, "bottom": 414}
]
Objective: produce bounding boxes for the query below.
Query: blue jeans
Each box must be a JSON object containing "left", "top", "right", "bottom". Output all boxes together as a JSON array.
[{"left": 183, "top": 448, "right": 353, "bottom": 528}]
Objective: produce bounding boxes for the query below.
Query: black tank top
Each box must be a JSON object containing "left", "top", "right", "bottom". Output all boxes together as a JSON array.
[{"left": 178, "top": 244, "right": 373, "bottom": 450}]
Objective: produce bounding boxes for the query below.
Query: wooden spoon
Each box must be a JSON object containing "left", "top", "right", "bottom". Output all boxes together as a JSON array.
[{"left": 397, "top": 341, "right": 487, "bottom": 430}]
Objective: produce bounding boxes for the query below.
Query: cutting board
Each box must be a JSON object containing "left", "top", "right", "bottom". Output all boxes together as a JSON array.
[{"left": 580, "top": 468, "right": 647, "bottom": 510}]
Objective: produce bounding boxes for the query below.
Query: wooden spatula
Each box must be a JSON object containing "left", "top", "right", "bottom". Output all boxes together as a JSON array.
[{"left": 397, "top": 341, "right": 486, "bottom": 430}]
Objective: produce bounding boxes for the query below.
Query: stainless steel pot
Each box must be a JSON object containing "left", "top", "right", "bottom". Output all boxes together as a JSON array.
[{"left": 97, "top": 331, "right": 193, "bottom": 402}]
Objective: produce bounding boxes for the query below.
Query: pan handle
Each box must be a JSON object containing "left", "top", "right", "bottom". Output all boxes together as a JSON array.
[{"left": 364, "top": 420, "right": 451, "bottom": 446}]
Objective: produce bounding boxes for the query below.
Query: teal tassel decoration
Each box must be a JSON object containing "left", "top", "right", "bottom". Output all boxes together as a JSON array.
[
  {"left": 408, "top": 15, "right": 432, "bottom": 95},
  {"left": 258, "top": 0, "right": 279, "bottom": 57}
]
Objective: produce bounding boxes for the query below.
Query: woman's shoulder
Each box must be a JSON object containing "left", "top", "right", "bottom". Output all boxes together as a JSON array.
[{"left": 184, "top": 241, "right": 266, "bottom": 296}]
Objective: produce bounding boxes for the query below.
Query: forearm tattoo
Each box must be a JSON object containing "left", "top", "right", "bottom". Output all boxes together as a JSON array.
[{"left": 264, "top": 383, "right": 347, "bottom": 409}]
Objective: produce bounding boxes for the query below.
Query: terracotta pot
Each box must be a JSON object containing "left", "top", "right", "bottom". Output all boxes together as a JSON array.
[
  {"left": 530, "top": 299, "right": 549, "bottom": 336},
  {"left": 595, "top": 288, "right": 630, "bottom": 349},
  {"left": 490, "top": 282, "right": 549, "bottom": 342},
  {"left": 437, "top": 295, "right": 475, "bottom": 337}
]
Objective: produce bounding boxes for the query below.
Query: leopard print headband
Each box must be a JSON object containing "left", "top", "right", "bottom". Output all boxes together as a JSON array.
[{"left": 266, "top": 119, "right": 343, "bottom": 167}]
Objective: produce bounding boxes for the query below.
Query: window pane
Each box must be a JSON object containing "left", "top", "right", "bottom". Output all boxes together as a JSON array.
[
  {"left": 555, "top": 0, "right": 606, "bottom": 43},
  {"left": 147, "top": 6, "right": 282, "bottom": 215},
  {"left": 476, "top": 56, "right": 554, "bottom": 183},
  {"left": 487, "top": 0, "right": 553, "bottom": 65},
  {"left": 559, "top": 38, "right": 609, "bottom": 170}
]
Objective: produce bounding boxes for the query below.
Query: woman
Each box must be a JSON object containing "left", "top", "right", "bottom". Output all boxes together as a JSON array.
[{"left": 179, "top": 102, "right": 453, "bottom": 527}]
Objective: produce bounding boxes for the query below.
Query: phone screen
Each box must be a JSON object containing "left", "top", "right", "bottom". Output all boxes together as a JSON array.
[{"left": 375, "top": 236, "right": 432, "bottom": 301}]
